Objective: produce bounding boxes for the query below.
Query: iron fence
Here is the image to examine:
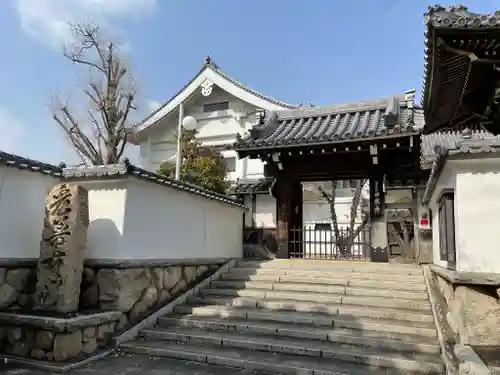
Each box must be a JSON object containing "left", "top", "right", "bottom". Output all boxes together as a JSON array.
[{"left": 289, "top": 226, "right": 371, "bottom": 260}]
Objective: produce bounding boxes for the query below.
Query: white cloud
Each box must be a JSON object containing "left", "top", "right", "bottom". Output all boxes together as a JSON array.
[
  {"left": 13, "top": 0, "right": 156, "bottom": 46},
  {"left": 0, "top": 108, "right": 26, "bottom": 154}
]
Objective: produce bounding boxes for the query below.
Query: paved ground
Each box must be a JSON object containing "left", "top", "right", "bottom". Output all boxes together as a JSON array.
[{"left": 0, "top": 353, "right": 267, "bottom": 375}]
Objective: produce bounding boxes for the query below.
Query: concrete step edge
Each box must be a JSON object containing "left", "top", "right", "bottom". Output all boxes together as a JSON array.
[
  {"left": 154, "top": 317, "right": 440, "bottom": 353},
  {"left": 173, "top": 305, "right": 438, "bottom": 337},
  {"left": 121, "top": 339, "right": 443, "bottom": 374},
  {"left": 200, "top": 288, "right": 432, "bottom": 310},
  {"left": 187, "top": 296, "right": 434, "bottom": 322},
  {"left": 141, "top": 326, "right": 441, "bottom": 356},
  {"left": 230, "top": 267, "right": 424, "bottom": 278},
  {"left": 209, "top": 280, "right": 429, "bottom": 300},
  {"left": 220, "top": 274, "right": 428, "bottom": 291},
  {"left": 119, "top": 341, "right": 380, "bottom": 375},
  {"left": 236, "top": 260, "right": 423, "bottom": 271}
]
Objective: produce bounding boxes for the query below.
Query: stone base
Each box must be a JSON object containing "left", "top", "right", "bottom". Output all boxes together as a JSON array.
[
  {"left": 80, "top": 263, "right": 220, "bottom": 330},
  {"left": 0, "top": 311, "right": 121, "bottom": 362},
  {"left": 431, "top": 266, "right": 500, "bottom": 346}
]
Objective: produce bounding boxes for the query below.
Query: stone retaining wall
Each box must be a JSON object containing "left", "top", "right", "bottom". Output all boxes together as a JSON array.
[
  {"left": 80, "top": 263, "right": 219, "bottom": 330},
  {"left": 431, "top": 266, "right": 500, "bottom": 346},
  {"left": 0, "top": 260, "right": 223, "bottom": 362},
  {"left": 0, "top": 311, "right": 121, "bottom": 362},
  {"left": 0, "top": 267, "right": 36, "bottom": 311}
]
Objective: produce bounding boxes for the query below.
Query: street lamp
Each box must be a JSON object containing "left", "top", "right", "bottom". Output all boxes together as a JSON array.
[{"left": 174, "top": 104, "right": 198, "bottom": 180}]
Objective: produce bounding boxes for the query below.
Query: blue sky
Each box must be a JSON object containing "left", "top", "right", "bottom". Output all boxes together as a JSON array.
[{"left": 1, "top": 0, "right": 499, "bottom": 165}]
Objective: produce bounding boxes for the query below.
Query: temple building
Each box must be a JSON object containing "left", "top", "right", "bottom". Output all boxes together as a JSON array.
[{"left": 132, "top": 4, "right": 500, "bottom": 272}]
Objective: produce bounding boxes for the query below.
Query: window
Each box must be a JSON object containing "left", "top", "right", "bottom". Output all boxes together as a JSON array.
[
  {"left": 314, "top": 223, "right": 331, "bottom": 231},
  {"left": 438, "top": 192, "right": 456, "bottom": 268},
  {"left": 224, "top": 157, "right": 236, "bottom": 172},
  {"left": 203, "top": 101, "right": 229, "bottom": 113}
]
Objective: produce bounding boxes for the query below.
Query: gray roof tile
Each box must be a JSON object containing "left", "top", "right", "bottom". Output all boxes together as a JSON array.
[
  {"left": 421, "top": 5, "right": 500, "bottom": 129},
  {"left": 62, "top": 161, "right": 245, "bottom": 208},
  {"left": 236, "top": 94, "right": 421, "bottom": 150},
  {"left": 0, "top": 150, "right": 61, "bottom": 176},
  {"left": 422, "top": 128, "right": 500, "bottom": 203},
  {"left": 228, "top": 178, "right": 273, "bottom": 196},
  {"left": 420, "top": 129, "right": 500, "bottom": 169}
]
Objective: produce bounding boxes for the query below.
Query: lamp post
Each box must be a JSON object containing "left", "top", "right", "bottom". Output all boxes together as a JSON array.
[{"left": 174, "top": 103, "right": 197, "bottom": 180}]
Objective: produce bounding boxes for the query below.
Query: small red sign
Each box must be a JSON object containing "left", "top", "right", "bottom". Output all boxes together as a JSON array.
[{"left": 420, "top": 218, "right": 429, "bottom": 226}]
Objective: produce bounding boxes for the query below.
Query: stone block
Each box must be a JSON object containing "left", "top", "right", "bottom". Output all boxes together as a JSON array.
[
  {"left": 450, "top": 285, "right": 500, "bottom": 345},
  {"left": 53, "top": 330, "right": 82, "bottom": 361},
  {"left": 5, "top": 269, "right": 31, "bottom": 292},
  {"left": 36, "top": 330, "right": 54, "bottom": 350},
  {"left": 0, "top": 284, "right": 18, "bottom": 309},
  {"left": 97, "top": 268, "right": 150, "bottom": 312},
  {"left": 34, "top": 184, "right": 89, "bottom": 313},
  {"left": 163, "top": 267, "right": 183, "bottom": 290}
]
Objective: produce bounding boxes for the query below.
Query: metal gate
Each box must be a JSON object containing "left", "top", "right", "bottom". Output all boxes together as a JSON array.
[{"left": 289, "top": 226, "right": 371, "bottom": 260}]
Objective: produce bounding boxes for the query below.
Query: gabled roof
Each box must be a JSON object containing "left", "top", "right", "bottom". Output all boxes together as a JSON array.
[
  {"left": 421, "top": 5, "right": 500, "bottom": 134},
  {"left": 235, "top": 92, "right": 423, "bottom": 152},
  {"left": 135, "top": 56, "right": 299, "bottom": 136}
]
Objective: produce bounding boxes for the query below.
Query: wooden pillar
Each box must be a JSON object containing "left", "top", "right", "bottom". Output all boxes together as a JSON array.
[{"left": 274, "top": 179, "right": 302, "bottom": 259}]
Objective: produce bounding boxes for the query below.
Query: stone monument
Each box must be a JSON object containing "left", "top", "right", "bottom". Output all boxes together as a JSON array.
[{"left": 34, "top": 183, "right": 89, "bottom": 314}]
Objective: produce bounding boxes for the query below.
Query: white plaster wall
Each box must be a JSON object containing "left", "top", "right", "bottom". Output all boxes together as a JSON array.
[
  {"left": 139, "top": 87, "right": 266, "bottom": 181},
  {"left": 0, "top": 168, "right": 57, "bottom": 258},
  {"left": 429, "top": 157, "right": 500, "bottom": 273},
  {"left": 454, "top": 159, "right": 500, "bottom": 273},
  {"left": 76, "top": 180, "right": 129, "bottom": 260},
  {"left": 80, "top": 177, "right": 245, "bottom": 260}
]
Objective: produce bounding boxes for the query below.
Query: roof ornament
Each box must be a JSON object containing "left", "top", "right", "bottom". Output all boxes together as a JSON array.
[
  {"left": 204, "top": 55, "right": 219, "bottom": 70},
  {"left": 448, "top": 4, "right": 468, "bottom": 13},
  {"left": 201, "top": 78, "right": 214, "bottom": 97}
]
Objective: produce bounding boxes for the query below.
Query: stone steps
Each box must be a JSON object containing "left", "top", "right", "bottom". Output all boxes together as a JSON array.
[
  {"left": 120, "top": 339, "right": 426, "bottom": 375},
  {"left": 199, "top": 287, "right": 432, "bottom": 311},
  {"left": 227, "top": 268, "right": 424, "bottom": 283},
  {"left": 210, "top": 279, "right": 429, "bottom": 300},
  {"left": 157, "top": 315, "right": 440, "bottom": 353},
  {"left": 237, "top": 259, "right": 423, "bottom": 272},
  {"left": 121, "top": 338, "right": 444, "bottom": 375},
  {"left": 118, "top": 260, "right": 443, "bottom": 374},
  {"left": 184, "top": 295, "right": 435, "bottom": 323},
  {"left": 141, "top": 326, "right": 441, "bottom": 359},
  {"left": 173, "top": 304, "right": 438, "bottom": 337},
  {"left": 220, "top": 272, "right": 428, "bottom": 291}
]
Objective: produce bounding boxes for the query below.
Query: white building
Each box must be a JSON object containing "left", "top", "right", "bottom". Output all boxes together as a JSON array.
[{"left": 131, "top": 56, "right": 370, "bottom": 257}]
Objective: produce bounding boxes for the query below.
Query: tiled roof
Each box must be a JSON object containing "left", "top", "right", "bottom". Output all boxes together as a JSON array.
[
  {"left": 235, "top": 93, "right": 422, "bottom": 150},
  {"left": 228, "top": 178, "right": 273, "bottom": 196},
  {"left": 422, "top": 129, "right": 500, "bottom": 203},
  {"left": 0, "top": 150, "right": 61, "bottom": 176},
  {"left": 421, "top": 5, "right": 500, "bottom": 132},
  {"left": 420, "top": 129, "right": 500, "bottom": 169},
  {"left": 62, "top": 160, "right": 245, "bottom": 208},
  {"left": 136, "top": 56, "right": 299, "bottom": 129}
]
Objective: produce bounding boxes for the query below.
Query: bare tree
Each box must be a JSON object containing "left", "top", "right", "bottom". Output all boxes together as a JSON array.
[
  {"left": 51, "top": 23, "right": 136, "bottom": 166},
  {"left": 317, "top": 180, "right": 369, "bottom": 257}
]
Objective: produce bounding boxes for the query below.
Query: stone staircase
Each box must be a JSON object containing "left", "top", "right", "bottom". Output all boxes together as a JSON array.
[{"left": 120, "top": 259, "right": 445, "bottom": 375}]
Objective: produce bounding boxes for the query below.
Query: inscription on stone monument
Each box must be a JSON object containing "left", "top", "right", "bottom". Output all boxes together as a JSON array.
[{"left": 34, "top": 183, "right": 89, "bottom": 313}]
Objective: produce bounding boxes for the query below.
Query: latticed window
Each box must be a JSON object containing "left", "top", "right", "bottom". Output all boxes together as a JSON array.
[{"left": 438, "top": 192, "right": 456, "bottom": 269}]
